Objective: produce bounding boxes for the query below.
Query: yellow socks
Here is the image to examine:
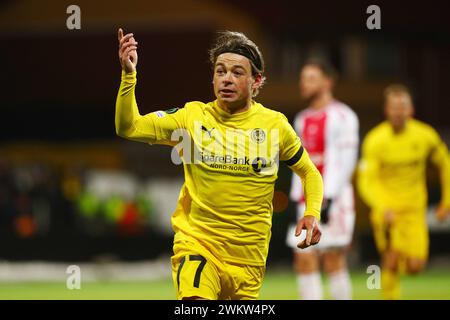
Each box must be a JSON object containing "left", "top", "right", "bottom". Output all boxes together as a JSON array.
[{"left": 381, "top": 269, "right": 400, "bottom": 300}]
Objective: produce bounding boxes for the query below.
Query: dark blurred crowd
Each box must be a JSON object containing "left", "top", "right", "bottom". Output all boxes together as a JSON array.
[{"left": 0, "top": 158, "right": 154, "bottom": 238}]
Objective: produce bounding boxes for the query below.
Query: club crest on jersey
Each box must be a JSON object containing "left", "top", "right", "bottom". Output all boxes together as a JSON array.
[{"left": 251, "top": 128, "right": 266, "bottom": 144}]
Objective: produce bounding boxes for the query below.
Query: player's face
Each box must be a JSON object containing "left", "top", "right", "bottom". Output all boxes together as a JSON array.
[
  {"left": 299, "top": 65, "right": 329, "bottom": 101},
  {"left": 385, "top": 93, "right": 414, "bottom": 129},
  {"left": 213, "top": 53, "right": 258, "bottom": 110}
]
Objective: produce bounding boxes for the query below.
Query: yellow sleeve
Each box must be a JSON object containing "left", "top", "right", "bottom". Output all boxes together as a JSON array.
[
  {"left": 357, "top": 132, "right": 384, "bottom": 211},
  {"left": 115, "top": 71, "right": 186, "bottom": 145},
  {"left": 288, "top": 148, "right": 323, "bottom": 220},
  {"left": 428, "top": 129, "right": 450, "bottom": 207},
  {"left": 279, "top": 113, "right": 323, "bottom": 220}
]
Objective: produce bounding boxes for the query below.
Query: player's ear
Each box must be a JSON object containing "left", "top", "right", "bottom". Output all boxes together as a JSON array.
[
  {"left": 383, "top": 101, "right": 389, "bottom": 117},
  {"left": 409, "top": 104, "right": 415, "bottom": 118},
  {"left": 327, "top": 78, "right": 335, "bottom": 90},
  {"left": 252, "top": 74, "right": 263, "bottom": 90}
]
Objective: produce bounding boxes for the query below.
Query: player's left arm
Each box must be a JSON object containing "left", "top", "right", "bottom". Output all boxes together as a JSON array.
[
  {"left": 428, "top": 129, "right": 450, "bottom": 221},
  {"left": 279, "top": 114, "right": 323, "bottom": 248},
  {"left": 289, "top": 113, "right": 304, "bottom": 202},
  {"left": 289, "top": 148, "right": 323, "bottom": 248}
]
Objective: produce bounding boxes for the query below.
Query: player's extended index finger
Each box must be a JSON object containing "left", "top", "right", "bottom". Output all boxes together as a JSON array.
[
  {"left": 118, "top": 28, "right": 123, "bottom": 41},
  {"left": 120, "top": 33, "right": 134, "bottom": 47},
  {"left": 305, "top": 225, "right": 313, "bottom": 246},
  {"left": 295, "top": 219, "right": 304, "bottom": 236}
]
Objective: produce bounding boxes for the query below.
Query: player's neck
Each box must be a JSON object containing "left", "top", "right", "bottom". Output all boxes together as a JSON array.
[
  {"left": 217, "top": 99, "right": 251, "bottom": 115},
  {"left": 391, "top": 122, "right": 407, "bottom": 134},
  {"left": 310, "top": 92, "right": 333, "bottom": 111}
]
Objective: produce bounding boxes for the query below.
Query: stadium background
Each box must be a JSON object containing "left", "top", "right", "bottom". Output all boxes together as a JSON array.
[{"left": 0, "top": 0, "right": 449, "bottom": 299}]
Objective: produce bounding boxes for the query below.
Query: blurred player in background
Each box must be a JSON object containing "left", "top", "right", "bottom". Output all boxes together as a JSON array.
[
  {"left": 286, "top": 59, "right": 359, "bottom": 300},
  {"left": 358, "top": 84, "right": 450, "bottom": 300},
  {"left": 115, "top": 29, "right": 324, "bottom": 300}
]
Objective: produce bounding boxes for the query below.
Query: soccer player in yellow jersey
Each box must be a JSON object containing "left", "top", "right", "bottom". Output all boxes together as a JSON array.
[
  {"left": 358, "top": 84, "right": 450, "bottom": 300},
  {"left": 115, "top": 29, "right": 324, "bottom": 300}
]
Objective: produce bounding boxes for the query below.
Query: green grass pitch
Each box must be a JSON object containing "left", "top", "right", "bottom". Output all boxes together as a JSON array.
[{"left": 0, "top": 269, "right": 449, "bottom": 300}]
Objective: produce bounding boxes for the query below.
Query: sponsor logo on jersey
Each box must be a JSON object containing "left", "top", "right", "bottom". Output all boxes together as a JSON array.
[
  {"left": 251, "top": 157, "right": 267, "bottom": 173},
  {"left": 200, "top": 152, "right": 250, "bottom": 165}
]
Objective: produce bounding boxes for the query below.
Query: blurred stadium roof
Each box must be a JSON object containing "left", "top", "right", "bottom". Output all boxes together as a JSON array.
[
  {"left": 0, "top": 0, "right": 449, "bottom": 141},
  {"left": 0, "top": 0, "right": 260, "bottom": 35}
]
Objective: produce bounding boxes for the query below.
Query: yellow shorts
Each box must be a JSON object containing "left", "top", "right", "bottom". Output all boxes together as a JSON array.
[
  {"left": 370, "top": 207, "right": 429, "bottom": 260},
  {"left": 171, "top": 238, "right": 265, "bottom": 300}
]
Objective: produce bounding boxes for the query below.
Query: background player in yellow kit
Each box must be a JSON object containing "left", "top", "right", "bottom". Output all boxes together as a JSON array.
[
  {"left": 115, "top": 29, "right": 324, "bottom": 300},
  {"left": 357, "top": 84, "right": 450, "bottom": 300}
]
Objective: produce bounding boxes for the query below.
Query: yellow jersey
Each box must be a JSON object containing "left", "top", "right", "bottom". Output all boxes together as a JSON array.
[
  {"left": 115, "top": 71, "right": 323, "bottom": 266},
  {"left": 358, "top": 119, "right": 450, "bottom": 212}
]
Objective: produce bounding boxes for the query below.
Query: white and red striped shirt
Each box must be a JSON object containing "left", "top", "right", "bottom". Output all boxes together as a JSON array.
[{"left": 290, "top": 100, "right": 359, "bottom": 203}]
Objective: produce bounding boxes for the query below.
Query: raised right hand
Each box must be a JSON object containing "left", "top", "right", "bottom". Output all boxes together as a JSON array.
[{"left": 118, "top": 28, "right": 138, "bottom": 73}]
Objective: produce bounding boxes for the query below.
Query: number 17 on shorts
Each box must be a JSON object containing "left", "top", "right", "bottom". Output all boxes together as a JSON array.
[{"left": 174, "top": 254, "right": 220, "bottom": 300}]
